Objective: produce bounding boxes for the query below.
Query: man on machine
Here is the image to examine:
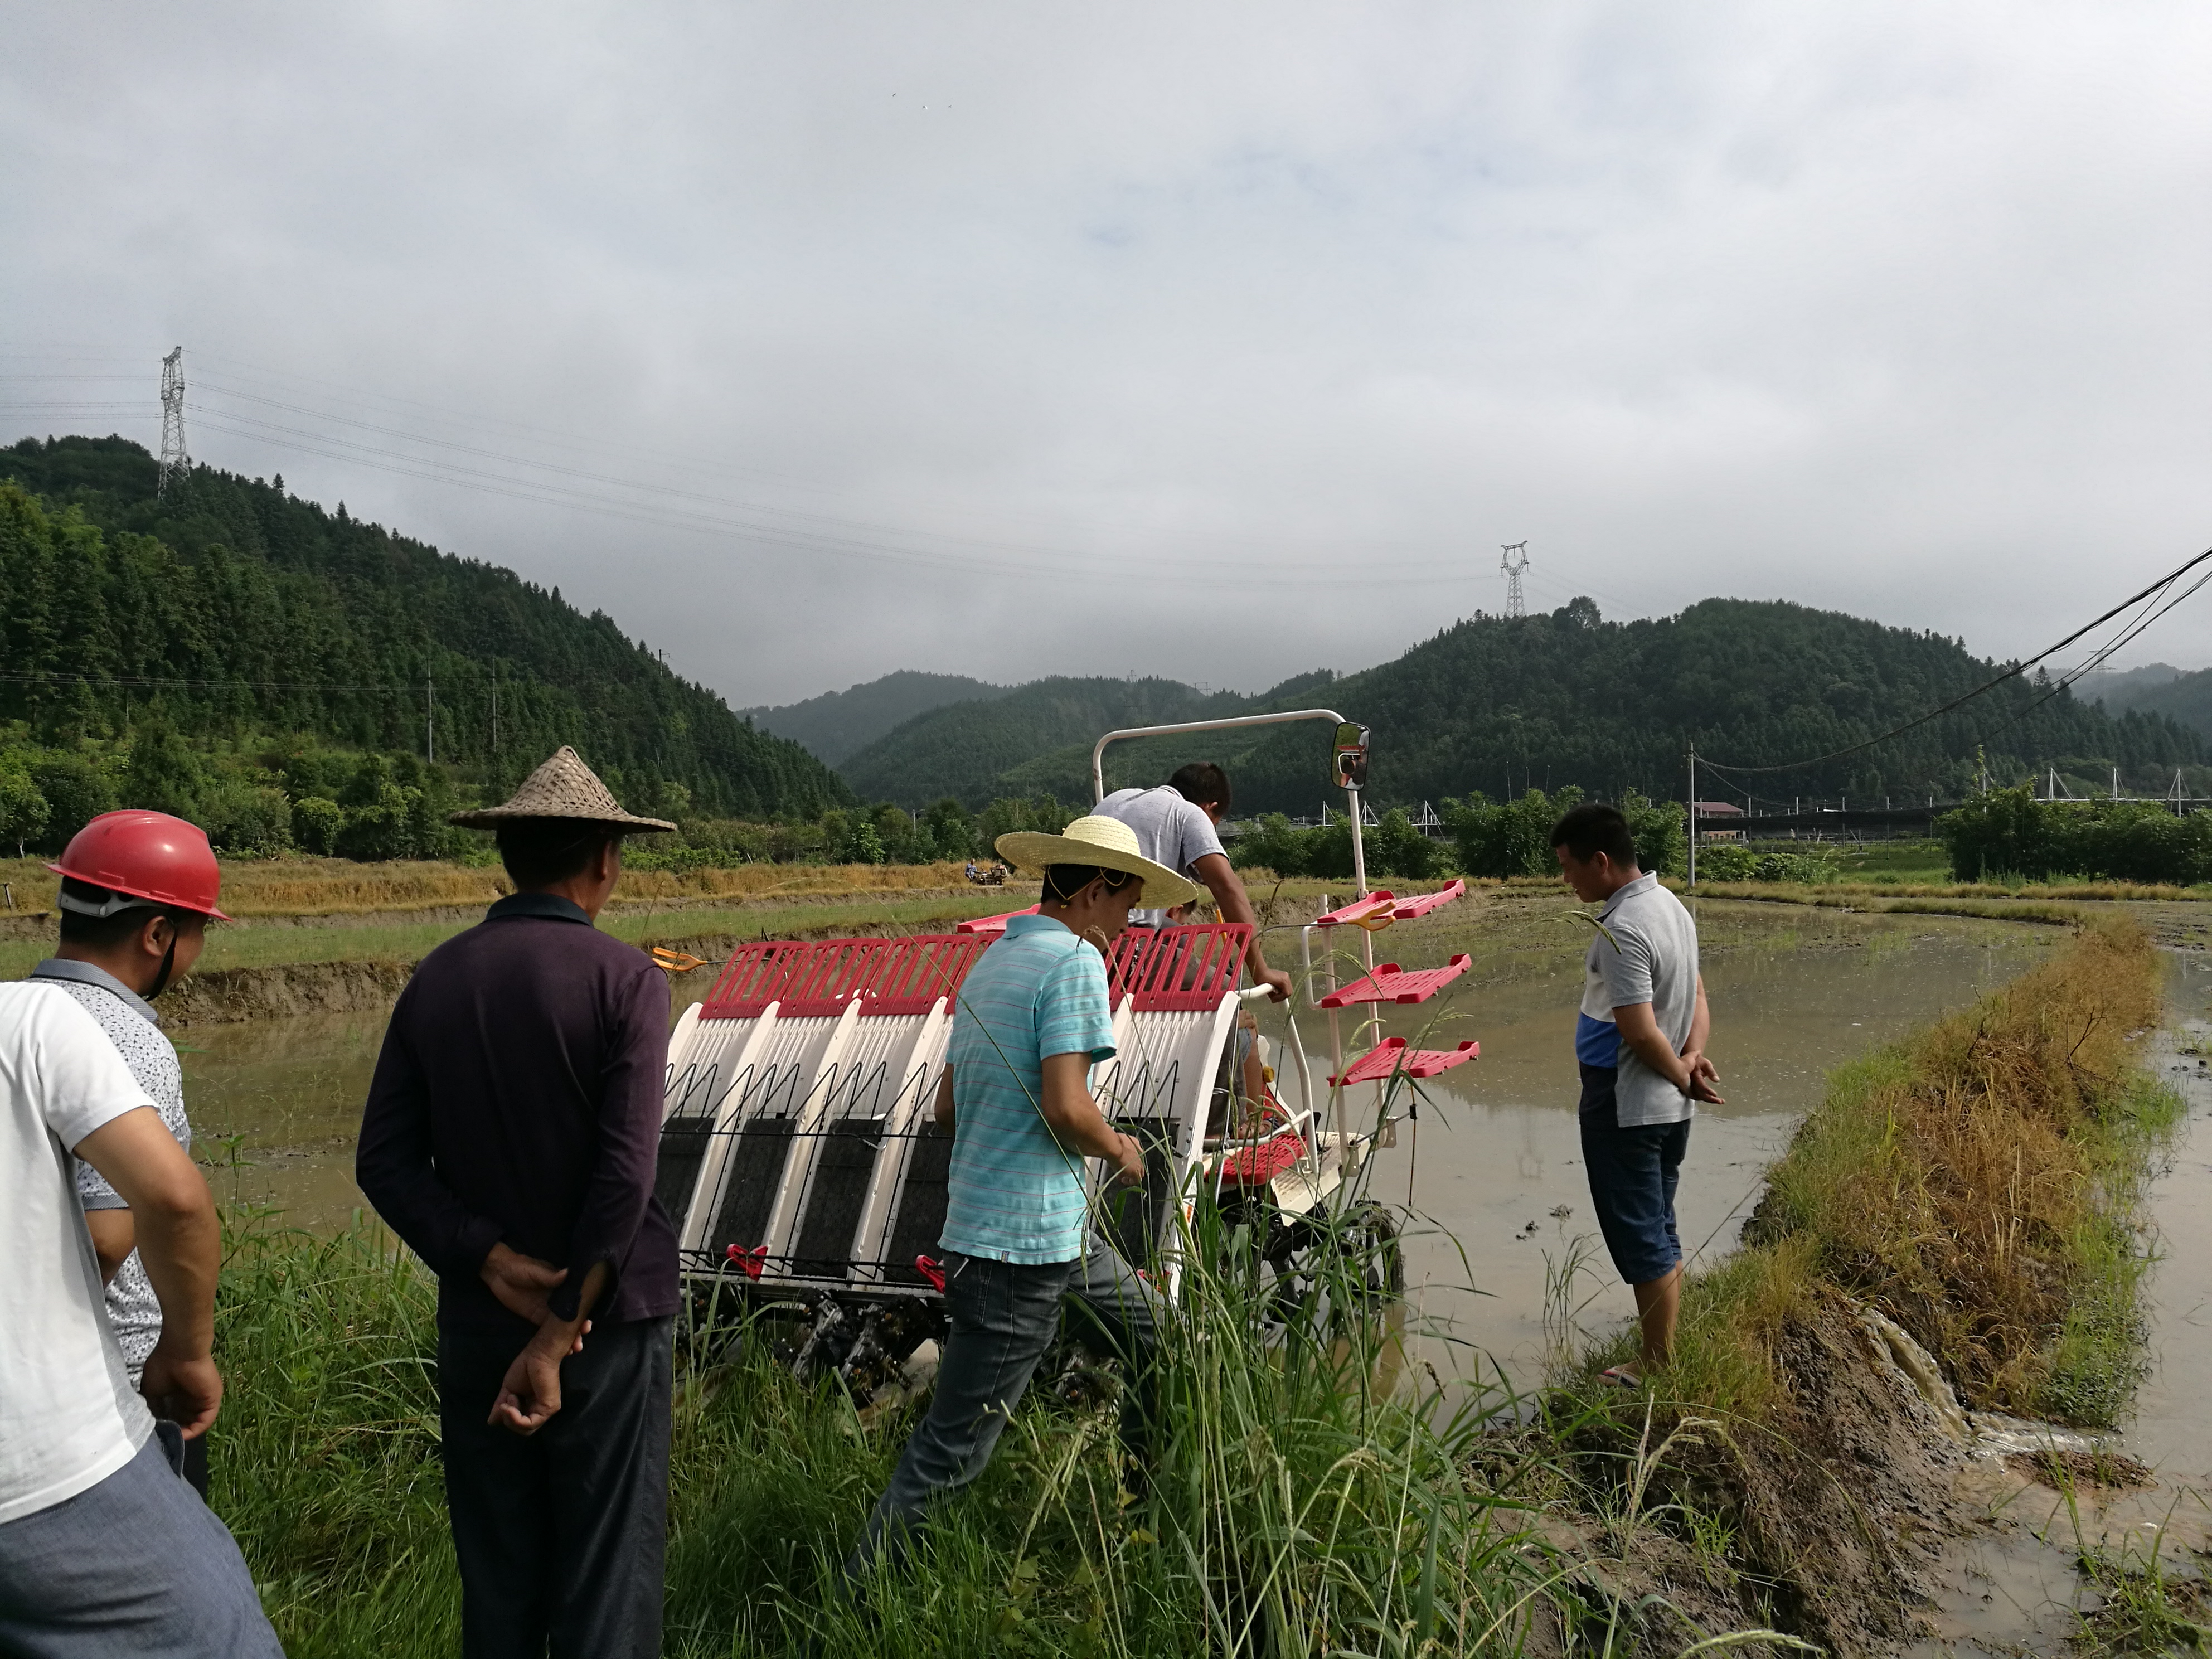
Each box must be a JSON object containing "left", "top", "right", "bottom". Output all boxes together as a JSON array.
[{"left": 1097, "top": 761, "right": 1291, "bottom": 1002}]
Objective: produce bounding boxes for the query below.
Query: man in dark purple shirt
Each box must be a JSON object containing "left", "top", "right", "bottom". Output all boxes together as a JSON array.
[{"left": 357, "top": 747, "right": 677, "bottom": 1659}]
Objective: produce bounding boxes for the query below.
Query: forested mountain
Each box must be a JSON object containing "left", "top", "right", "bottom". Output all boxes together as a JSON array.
[
  {"left": 0, "top": 436, "right": 852, "bottom": 835},
  {"left": 838, "top": 675, "right": 1332, "bottom": 808},
  {"left": 841, "top": 598, "right": 2206, "bottom": 813},
  {"left": 2091, "top": 664, "right": 2212, "bottom": 743},
  {"left": 744, "top": 671, "right": 1011, "bottom": 765}
]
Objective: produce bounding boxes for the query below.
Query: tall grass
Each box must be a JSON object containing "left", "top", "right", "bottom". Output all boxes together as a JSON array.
[{"left": 210, "top": 1198, "right": 1588, "bottom": 1657}]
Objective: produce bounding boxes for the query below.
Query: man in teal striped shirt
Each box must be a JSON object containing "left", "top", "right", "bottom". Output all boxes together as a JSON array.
[{"left": 848, "top": 816, "right": 1199, "bottom": 1575}]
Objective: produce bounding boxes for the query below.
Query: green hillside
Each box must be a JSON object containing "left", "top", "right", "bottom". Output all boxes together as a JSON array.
[
  {"left": 843, "top": 599, "right": 2207, "bottom": 814},
  {"left": 2092, "top": 664, "right": 2212, "bottom": 743},
  {"left": 0, "top": 435, "right": 852, "bottom": 850},
  {"left": 836, "top": 673, "right": 1340, "bottom": 809},
  {"left": 744, "top": 670, "right": 1011, "bottom": 765}
]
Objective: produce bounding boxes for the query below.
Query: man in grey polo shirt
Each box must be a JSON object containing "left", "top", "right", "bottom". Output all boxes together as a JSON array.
[{"left": 1551, "top": 803, "right": 1721, "bottom": 1382}]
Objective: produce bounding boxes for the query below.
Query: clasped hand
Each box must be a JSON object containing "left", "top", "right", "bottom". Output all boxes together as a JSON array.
[{"left": 479, "top": 1242, "right": 591, "bottom": 1437}]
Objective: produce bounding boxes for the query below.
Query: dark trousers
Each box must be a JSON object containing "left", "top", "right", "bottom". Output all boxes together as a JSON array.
[
  {"left": 848, "top": 1238, "right": 1160, "bottom": 1576},
  {"left": 438, "top": 1314, "right": 673, "bottom": 1659}
]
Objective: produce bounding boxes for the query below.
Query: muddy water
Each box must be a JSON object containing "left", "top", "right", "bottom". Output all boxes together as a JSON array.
[{"left": 1334, "top": 926, "right": 2054, "bottom": 1387}]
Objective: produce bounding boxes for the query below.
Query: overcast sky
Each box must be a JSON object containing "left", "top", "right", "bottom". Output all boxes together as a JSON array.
[{"left": 5, "top": 3, "right": 2209, "bottom": 708}]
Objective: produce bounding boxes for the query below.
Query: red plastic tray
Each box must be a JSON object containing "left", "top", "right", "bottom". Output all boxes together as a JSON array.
[
  {"left": 1389, "top": 880, "right": 1466, "bottom": 920},
  {"left": 1313, "top": 891, "right": 1396, "bottom": 928},
  {"left": 1216, "top": 1132, "right": 1306, "bottom": 1187},
  {"left": 1331, "top": 1037, "right": 1479, "bottom": 1086},
  {"left": 1316, "top": 954, "right": 1472, "bottom": 1008},
  {"left": 954, "top": 905, "right": 1039, "bottom": 935}
]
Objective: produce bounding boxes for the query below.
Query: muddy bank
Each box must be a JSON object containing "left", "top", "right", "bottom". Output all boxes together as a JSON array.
[{"left": 1532, "top": 1296, "right": 1976, "bottom": 1656}]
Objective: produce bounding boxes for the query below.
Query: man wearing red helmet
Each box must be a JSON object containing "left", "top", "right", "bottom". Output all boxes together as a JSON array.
[
  {"left": 0, "top": 811, "right": 283, "bottom": 1655},
  {"left": 33, "top": 812, "right": 229, "bottom": 1497}
]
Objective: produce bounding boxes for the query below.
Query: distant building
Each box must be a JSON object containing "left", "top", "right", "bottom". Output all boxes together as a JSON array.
[{"left": 1691, "top": 801, "right": 1745, "bottom": 842}]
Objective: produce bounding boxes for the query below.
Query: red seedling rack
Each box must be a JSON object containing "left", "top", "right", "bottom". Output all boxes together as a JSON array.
[
  {"left": 1316, "top": 954, "right": 1473, "bottom": 1008},
  {"left": 1106, "top": 924, "right": 1253, "bottom": 1011},
  {"left": 1331, "top": 1037, "right": 1479, "bottom": 1086}
]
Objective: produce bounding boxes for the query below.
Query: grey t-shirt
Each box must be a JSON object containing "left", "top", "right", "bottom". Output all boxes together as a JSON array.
[
  {"left": 1097, "top": 786, "right": 1225, "bottom": 925},
  {"left": 32, "top": 960, "right": 189, "bottom": 1384},
  {"left": 1575, "top": 874, "right": 1700, "bottom": 1127}
]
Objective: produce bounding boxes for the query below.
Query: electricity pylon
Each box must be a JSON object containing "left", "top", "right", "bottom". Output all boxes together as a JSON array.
[
  {"left": 1500, "top": 542, "right": 1529, "bottom": 618},
  {"left": 157, "top": 348, "right": 188, "bottom": 499}
]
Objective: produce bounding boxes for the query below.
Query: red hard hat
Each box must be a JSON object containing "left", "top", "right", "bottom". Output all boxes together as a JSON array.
[{"left": 47, "top": 811, "right": 231, "bottom": 922}]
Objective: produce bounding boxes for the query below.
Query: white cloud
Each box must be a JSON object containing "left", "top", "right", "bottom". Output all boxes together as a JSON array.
[{"left": 4, "top": 1, "right": 2208, "bottom": 706}]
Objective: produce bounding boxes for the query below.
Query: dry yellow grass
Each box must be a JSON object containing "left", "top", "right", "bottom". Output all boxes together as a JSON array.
[
  {"left": 1745, "top": 920, "right": 2173, "bottom": 1419},
  {"left": 0, "top": 856, "right": 983, "bottom": 919}
]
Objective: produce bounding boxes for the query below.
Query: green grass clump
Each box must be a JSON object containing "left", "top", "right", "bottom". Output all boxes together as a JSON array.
[{"left": 208, "top": 1205, "right": 1578, "bottom": 1656}]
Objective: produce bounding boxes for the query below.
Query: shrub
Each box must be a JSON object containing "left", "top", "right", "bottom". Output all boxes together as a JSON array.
[
  {"left": 290, "top": 797, "right": 344, "bottom": 856},
  {"left": 202, "top": 784, "right": 293, "bottom": 856},
  {"left": 1939, "top": 788, "right": 2212, "bottom": 884},
  {"left": 0, "top": 753, "right": 50, "bottom": 854},
  {"left": 28, "top": 751, "right": 117, "bottom": 850}
]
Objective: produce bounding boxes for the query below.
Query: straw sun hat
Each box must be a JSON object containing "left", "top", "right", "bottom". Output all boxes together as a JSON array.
[
  {"left": 995, "top": 814, "right": 1201, "bottom": 909},
  {"left": 448, "top": 746, "right": 677, "bottom": 832}
]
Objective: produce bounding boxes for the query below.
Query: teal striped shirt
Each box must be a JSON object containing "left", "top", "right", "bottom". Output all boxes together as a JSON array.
[{"left": 940, "top": 914, "right": 1117, "bottom": 1264}]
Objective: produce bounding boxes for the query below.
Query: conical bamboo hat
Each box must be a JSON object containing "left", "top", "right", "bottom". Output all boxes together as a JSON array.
[{"left": 448, "top": 746, "right": 677, "bottom": 831}]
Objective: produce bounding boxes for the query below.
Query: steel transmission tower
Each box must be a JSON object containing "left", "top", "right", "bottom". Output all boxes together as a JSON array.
[
  {"left": 157, "top": 348, "right": 188, "bottom": 498},
  {"left": 1500, "top": 542, "right": 1529, "bottom": 618}
]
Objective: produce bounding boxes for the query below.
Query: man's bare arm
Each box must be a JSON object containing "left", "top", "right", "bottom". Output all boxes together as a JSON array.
[
  {"left": 1190, "top": 852, "right": 1292, "bottom": 1001},
  {"left": 72, "top": 1107, "right": 223, "bottom": 1437},
  {"left": 1039, "top": 1052, "right": 1146, "bottom": 1184},
  {"left": 489, "top": 1260, "right": 610, "bottom": 1438}
]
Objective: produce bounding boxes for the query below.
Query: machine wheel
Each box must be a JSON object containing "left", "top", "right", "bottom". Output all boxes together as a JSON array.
[{"left": 1255, "top": 1199, "right": 1404, "bottom": 1342}]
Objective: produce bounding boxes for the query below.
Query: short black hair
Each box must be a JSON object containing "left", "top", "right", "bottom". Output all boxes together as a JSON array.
[
  {"left": 1040, "top": 864, "right": 1142, "bottom": 905},
  {"left": 56, "top": 878, "right": 202, "bottom": 950},
  {"left": 1550, "top": 803, "right": 1638, "bottom": 869},
  {"left": 497, "top": 822, "right": 624, "bottom": 890},
  {"left": 1169, "top": 762, "right": 1231, "bottom": 811}
]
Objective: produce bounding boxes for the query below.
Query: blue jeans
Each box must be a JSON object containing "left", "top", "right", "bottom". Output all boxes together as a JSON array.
[
  {"left": 0, "top": 1431, "right": 283, "bottom": 1657},
  {"left": 847, "top": 1237, "right": 1160, "bottom": 1575},
  {"left": 1579, "top": 1064, "right": 1692, "bottom": 1285}
]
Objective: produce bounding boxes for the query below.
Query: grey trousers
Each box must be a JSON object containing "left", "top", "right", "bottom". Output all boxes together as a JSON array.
[
  {"left": 439, "top": 1314, "right": 672, "bottom": 1659},
  {"left": 0, "top": 1431, "right": 284, "bottom": 1657},
  {"left": 848, "top": 1237, "right": 1160, "bottom": 1575}
]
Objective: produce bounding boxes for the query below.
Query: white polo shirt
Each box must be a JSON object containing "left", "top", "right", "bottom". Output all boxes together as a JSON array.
[{"left": 0, "top": 982, "right": 159, "bottom": 1524}]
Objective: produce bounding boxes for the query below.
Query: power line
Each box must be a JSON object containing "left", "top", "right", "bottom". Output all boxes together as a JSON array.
[{"left": 1700, "top": 542, "right": 2212, "bottom": 778}]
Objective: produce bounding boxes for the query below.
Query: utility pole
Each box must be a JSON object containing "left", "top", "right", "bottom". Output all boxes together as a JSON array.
[
  {"left": 156, "top": 348, "right": 188, "bottom": 499},
  {"left": 491, "top": 665, "right": 499, "bottom": 763},
  {"left": 1500, "top": 542, "right": 1530, "bottom": 619},
  {"left": 426, "top": 672, "right": 435, "bottom": 764},
  {"left": 1686, "top": 745, "right": 1697, "bottom": 887}
]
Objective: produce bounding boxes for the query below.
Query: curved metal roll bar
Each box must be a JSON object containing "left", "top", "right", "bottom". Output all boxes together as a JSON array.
[{"left": 1088, "top": 708, "right": 1368, "bottom": 897}]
